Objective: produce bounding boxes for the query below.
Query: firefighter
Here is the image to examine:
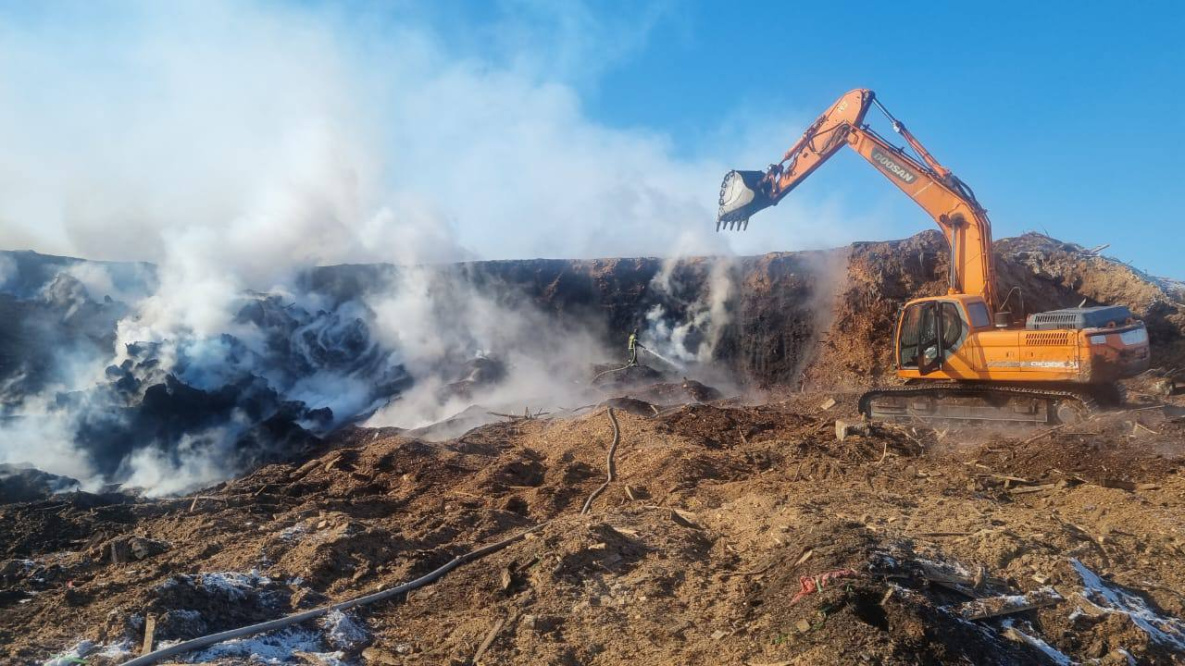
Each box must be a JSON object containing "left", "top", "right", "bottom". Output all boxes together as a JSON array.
[{"left": 627, "top": 328, "right": 639, "bottom": 366}]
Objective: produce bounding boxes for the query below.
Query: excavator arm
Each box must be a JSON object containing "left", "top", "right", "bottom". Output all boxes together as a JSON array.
[{"left": 718, "top": 88, "right": 997, "bottom": 311}]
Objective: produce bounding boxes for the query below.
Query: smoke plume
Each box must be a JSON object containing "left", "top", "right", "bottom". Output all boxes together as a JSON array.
[{"left": 0, "top": 1, "right": 855, "bottom": 495}]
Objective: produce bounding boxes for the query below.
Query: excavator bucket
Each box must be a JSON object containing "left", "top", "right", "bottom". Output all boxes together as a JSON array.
[{"left": 716, "top": 170, "right": 773, "bottom": 231}]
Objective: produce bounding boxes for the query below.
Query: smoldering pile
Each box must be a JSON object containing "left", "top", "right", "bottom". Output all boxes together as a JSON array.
[
  {"left": 72, "top": 292, "right": 413, "bottom": 486},
  {"left": 10, "top": 229, "right": 1175, "bottom": 502},
  {"left": 0, "top": 253, "right": 418, "bottom": 497},
  {"left": 0, "top": 252, "right": 620, "bottom": 499}
]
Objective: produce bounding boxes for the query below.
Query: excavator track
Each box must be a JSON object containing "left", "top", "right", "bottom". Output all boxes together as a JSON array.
[{"left": 859, "top": 383, "right": 1099, "bottom": 425}]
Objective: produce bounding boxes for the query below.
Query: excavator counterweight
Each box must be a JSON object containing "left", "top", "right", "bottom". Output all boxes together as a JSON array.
[{"left": 717, "top": 88, "right": 1151, "bottom": 424}]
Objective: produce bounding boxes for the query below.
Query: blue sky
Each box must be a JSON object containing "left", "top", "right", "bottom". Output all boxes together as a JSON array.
[
  {"left": 0, "top": 1, "right": 1182, "bottom": 278},
  {"left": 417, "top": 0, "right": 1185, "bottom": 274},
  {"left": 580, "top": 1, "right": 1184, "bottom": 275},
  {"left": 587, "top": 1, "right": 1185, "bottom": 275}
]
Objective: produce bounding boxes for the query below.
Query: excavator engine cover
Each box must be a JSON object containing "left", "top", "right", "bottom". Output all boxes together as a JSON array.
[
  {"left": 717, "top": 170, "right": 773, "bottom": 230},
  {"left": 1025, "top": 305, "right": 1133, "bottom": 331}
]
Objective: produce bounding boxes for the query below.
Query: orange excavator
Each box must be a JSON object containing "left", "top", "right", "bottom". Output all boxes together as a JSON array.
[{"left": 718, "top": 89, "right": 1150, "bottom": 423}]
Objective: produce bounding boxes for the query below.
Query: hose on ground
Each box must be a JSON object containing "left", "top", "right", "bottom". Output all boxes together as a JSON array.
[
  {"left": 119, "top": 521, "right": 548, "bottom": 666},
  {"left": 591, "top": 363, "right": 632, "bottom": 384},
  {"left": 122, "top": 408, "right": 625, "bottom": 664},
  {"left": 581, "top": 407, "right": 620, "bottom": 515}
]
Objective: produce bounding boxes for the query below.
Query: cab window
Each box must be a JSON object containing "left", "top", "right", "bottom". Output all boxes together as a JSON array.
[
  {"left": 899, "top": 305, "right": 924, "bottom": 367},
  {"left": 899, "top": 301, "right": 965, "bottom": 369},
  {"left": 941, "top": 303, "right": 963, "bottom": 347},
  {"left": 966, "top": 301, "right": 991, "bottom": 329}
]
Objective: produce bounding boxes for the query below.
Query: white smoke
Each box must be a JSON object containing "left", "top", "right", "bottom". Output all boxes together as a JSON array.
[
  {"left": 0, "top": 255, "right": 16, "bottom": 290},
  {"left": 0, "top": 397, "right": 102, "bottom": 490},
  {"left": 0, "top": 1, "right": 869, "bottom": 495},
  {"left": 364, "top": 265, "right": 606, "bottom": 429},
  {"left": 116, "top": 427, "right": 240, "bottom": 498},
  {"left": 643, "top": 249, "right": 737, "bottom": 365}
]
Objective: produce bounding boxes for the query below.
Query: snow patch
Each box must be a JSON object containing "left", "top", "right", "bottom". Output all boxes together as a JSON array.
[
  {"left": 1000, "top": 620, "right": 1073, "bottom": 666},
  {"left": 96, "top": 639, "right": 135, "bottom": 660},
  {"left": 1072, "top": 558, "right": 1185, "bottom": 651},
  {"left": 42, "top": 640, "right": 95, "bottom": 666},
  {"left": 321, "top": 609, "right": 370, "bottom": 651},
  {"left": 279, "top": 524, "right": 308, "bottom": 542},
  {"left": 183, "top": 627, "right": 345, "bottom": 664},
  {"left": 201, "top": 571, "right": 272, "bottom": 600}
]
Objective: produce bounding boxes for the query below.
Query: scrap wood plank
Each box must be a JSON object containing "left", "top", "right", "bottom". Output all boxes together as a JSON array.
[
  {"left": 470, "top": 615, "right": 507, "bottom": 664},
  {"left": 917, "top": 563, "right": 983, "bottom": 598},
  {"left": 919, "top": 562, "right": 1006, "bottom": 595},
  {"left": 141, "top": 614, "right": 157, "bottom": 655},
  {"left": 957, "top": 587, "right": 1063, "bottom": 620},
  {"left": 1096, "top": 478, "right": 1160, "bottom": 492},
  {"left": 1020, "top": 423, "right": 1071, "bottom": 445},
  {"left": 929, "top": 579, "right": 982, "bottom": 599},
  {"left": 1008, "top": 483, "right": 1058, "bottom": 495}
]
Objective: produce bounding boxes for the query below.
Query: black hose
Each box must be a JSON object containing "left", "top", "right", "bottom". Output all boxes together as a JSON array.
[
  {"left": 581, "top": 408, "right": 620, "bottom": 514},
  {"left": 119, "top": 522, "right": 547, "bottom": 666}
]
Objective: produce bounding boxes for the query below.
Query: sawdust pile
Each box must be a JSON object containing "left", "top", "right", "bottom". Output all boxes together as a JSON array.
[
  {"left": 802, "top": 231, "right": 1185, "bottom": 389},
  {"left": 4, "top": 388, "right": 1184, "bottom": 665}
]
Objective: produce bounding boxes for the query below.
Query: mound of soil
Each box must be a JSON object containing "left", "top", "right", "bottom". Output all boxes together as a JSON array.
[
  {"left": 0, "top": 464, "right": 80, "bottom": 505},
  {"left": 3, "top": 389, "right": 1184, "bottom": 664}
]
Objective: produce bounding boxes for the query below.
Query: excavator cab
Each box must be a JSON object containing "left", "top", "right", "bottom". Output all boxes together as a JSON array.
[
  {"left": 717, "top": 170, "right": 774, "bottom": 230},
  {"left": 898, "top": 299, "right": 966, "bottom": 375}
]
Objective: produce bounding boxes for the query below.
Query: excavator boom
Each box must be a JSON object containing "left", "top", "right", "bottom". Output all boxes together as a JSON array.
[
  {"left": 718, "top": 89, "right": 873, "bottom": 228},
  {"left": 717, "top": 88, "right": 996, "bottom": 310}
]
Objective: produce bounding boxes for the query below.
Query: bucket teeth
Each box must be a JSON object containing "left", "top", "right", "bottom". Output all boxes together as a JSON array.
[
  {"left": 716, "top": 206, "right": 752, "bottom": 231},
  {"left": 716, "top": 169, "right": 771, "bottom": 231}
]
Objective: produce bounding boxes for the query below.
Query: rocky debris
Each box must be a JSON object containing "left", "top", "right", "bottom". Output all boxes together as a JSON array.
[
  {"left": 834, "top": 419, "right": 869, "bottom": 441},
  {"left": 102, "top": 536, "right": 170, "bottom": 564},
  {"left": 681, "top": 377, "right": 723, "bottom": 403}
]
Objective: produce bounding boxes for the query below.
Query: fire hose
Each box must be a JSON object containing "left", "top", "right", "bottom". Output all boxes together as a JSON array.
[
  {"left": 119, "top": 523, "right": 547, "bottom": 666},
  {"left": 580, "top": 407, "right": 619, "bottom": 514}
]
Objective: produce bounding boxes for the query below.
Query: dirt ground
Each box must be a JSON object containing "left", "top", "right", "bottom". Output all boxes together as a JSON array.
[{"left": 3, "top": 382, "right": 1185, "bottom": 665}]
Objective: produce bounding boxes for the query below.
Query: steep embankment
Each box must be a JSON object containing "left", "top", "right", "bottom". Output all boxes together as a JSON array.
[
  {"left": 2, "top": 232, "right": 1183, "bottom": 502},
  {"left": 5, "top": 231, "right": 1182, "bottom": 398},
  {"left": 804, "top": 231, "right": 1185, "bottom": 388}
]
